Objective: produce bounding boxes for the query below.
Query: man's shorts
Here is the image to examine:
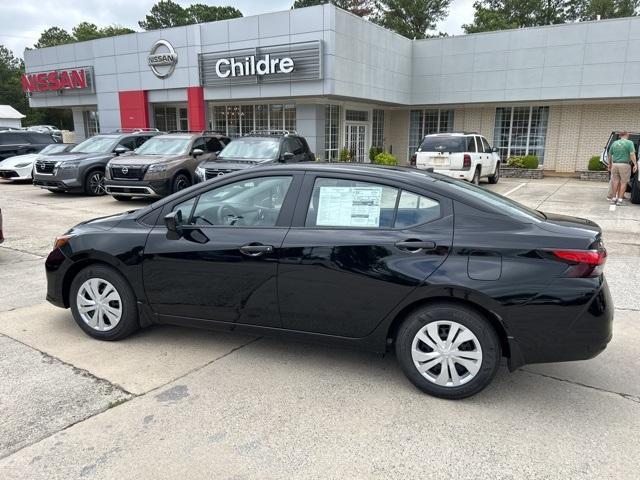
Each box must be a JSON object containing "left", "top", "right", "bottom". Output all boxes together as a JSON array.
[{"left": 611, "top": 163, "right": 631, "bottom": 183}]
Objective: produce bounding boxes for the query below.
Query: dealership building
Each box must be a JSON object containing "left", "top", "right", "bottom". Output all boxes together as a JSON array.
[{"left": 22, "top": 4, "right": 640, "bottom": 172}]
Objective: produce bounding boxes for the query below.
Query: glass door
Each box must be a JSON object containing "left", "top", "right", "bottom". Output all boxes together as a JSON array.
[{"left": 345, "top": 124, "right": 367, "bottom": 163}]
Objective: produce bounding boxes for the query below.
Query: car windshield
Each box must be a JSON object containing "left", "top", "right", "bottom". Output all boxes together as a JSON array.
[
  {"left": 439, "top": 176, "right": 545, "bottom": 221},
  {"left": 39, "top": 144, "right": 70, "bottom": 154},
  {"left": 218, "top": 138, "right": 280, "bottom": 161},
  {"left": 134, "top": 137, "right": 191, "bottom": 155},
  {"left": 419, "top": 137, "right": 466, "bottom": 153},
  {"left": 71, "top": 136, "right": 118, "bottom": 154}
]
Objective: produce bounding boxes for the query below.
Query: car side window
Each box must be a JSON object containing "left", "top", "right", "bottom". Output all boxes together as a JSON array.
[
  {"left": 395, "top": 191, "right": 441, "bottom": 228},
  {"left": 481, "top": 137, "right": 492, "bottom": 153},
  {"left": 118, "top": 137, "right": 137, "bottom": 151},
  {"left": 0, "top": 133, "right": 21, "bottom": 144},
  {"left": 191, "top": 138, "right": 206, "bottom": 153},
  {"left": 466, "top": 137, "right": 477, "bottom": 153},
  {"left": 305, "top": 177, "right": 399, "bottom": 228},
  {"left": 135, "top": 136, "right": 151, "bottom": 148},
  {"left": 174, "top": 176, "right": 293, "bottom": 227},
  {"left": 281, "top": 138, "right": 297, "bottom": 155},
  {"left": 205, "top": 138, "right": 223, "bottom": 153},
  {"left": 290, "top": 137, "right": 305, "bottom": 155}
]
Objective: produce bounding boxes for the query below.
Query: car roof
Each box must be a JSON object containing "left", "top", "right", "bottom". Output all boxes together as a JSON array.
[{"left": 425, "top": 132, "right": 480, "bottom": 137}]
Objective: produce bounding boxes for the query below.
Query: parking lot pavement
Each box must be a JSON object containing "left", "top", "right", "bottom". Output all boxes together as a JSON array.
[{"left": 1, "top": 178, "right": 639, "bottom": 478}]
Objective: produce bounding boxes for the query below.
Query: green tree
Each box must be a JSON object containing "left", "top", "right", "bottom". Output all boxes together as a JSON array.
[
  {"left": 186, "top": 4, "right": 243, "bottom": 23},
  {"left": 72, "top": 22, "right": 103, "bottom": 42},
  {"left": 376, "top": 0, "right": 451, "bottom": 39},
  {"left": 100, "top": 25, "right": 136, "bottom": 37},
  {"left": 139, "top": 0, "right": 242, "bottom": 30},
  {"left": 34, "top": 27, "right": 74, "bottom": 48},
  {"left": 291, "top": 0, "right": 377, "bottom": 18},
  {"left": 577, "top": 0, "right": 638, "bottom": 20}
]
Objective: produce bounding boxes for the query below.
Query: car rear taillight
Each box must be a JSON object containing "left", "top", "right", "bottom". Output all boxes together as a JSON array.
[
  {"left": 463, "top": 154, "right": 471, "bottom": 169},
  {"left": 410, "top": 153, "right": 417, "bottom": 167},
  {"left": 550, "top": 248, "right": 607, "bottom": 278}
]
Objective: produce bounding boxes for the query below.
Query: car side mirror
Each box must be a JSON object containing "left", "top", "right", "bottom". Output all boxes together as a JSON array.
[
  {"left": 492, "top": 147, "right": 498, "bottom": 153},
  {"left": 114, "top": 146, "right": 130, "bottom": 155},
  {"left": 280, "top": 152, "right": 294, "bottom": 162},
  {"left": 164, "top": 210, "right": 183, "bottom": 236},
  {"left": 192, "top": 148, "right": 204, "bottom": 157}
]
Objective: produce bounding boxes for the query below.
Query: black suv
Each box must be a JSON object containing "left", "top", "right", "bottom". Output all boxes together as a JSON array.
[
  {"left": 0, "top": 130, "right": 58, "bottom": 161},
  {"left": 33, "top": 129, "right": 161, "bottom": 196},
  {"left": 195, "top": 130, "right": 315, "bottom": 182}
]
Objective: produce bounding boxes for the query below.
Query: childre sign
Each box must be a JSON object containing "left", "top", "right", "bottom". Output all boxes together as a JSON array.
[{"left": 215, "top": 54, "right": 294, "bottom": 78}]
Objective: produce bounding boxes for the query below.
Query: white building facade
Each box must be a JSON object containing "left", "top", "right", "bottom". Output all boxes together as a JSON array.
[{"left": 22, "top": 5, "right": 640, "bottom": 172}]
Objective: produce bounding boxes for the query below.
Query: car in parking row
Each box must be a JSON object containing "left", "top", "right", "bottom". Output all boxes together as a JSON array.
[
  {"left": 0, "top": 143, "right": 75, "bottom": 181},
  {"left": 0, "top": 130, "right": 59, "bottom": 161}
]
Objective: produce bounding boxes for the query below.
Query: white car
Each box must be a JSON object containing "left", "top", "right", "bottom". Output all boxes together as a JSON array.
[
  {"left": 410, "top": 132, "right": 501, "bottom": 184},
  {"left": 0, "top": 143, "right": 74, "bottom": 181}
]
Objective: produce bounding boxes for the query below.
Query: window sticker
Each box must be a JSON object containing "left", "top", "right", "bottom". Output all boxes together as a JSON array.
[{"left": 316, "top": 186, "right": 383, "bottom": 227}]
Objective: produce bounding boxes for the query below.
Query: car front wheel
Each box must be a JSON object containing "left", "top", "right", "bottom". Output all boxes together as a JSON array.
[
  {"left": 69, "top": 265, "right": 139, "bottom": 340},
  {"left": 395, "top": 303, "right": 501, "bottom": 399},
  {"left": 84, "top": 169, "right": 106, "bottom": 196},
  {"left": 172, "top": 173, "right": 191, "bottom": 194}
]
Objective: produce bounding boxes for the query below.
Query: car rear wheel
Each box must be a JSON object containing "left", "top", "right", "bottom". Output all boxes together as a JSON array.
[
  {"left": 395, "top": 303, "right": 501, "bottom": 399},
  {"left": 84, "top": 169, "right": 106, "bottom": 196},
  {"left": 471, "top": 167, "right": 481, "bottom": 185},
  {"left": 112, "top": 195, "right": 132, "bottom": 202},
  {"left": 69, "top": 265, "right": 139, "bottom": 340},
  {"left": 172, "top": 173, "right": 191, "bottom": 194},
  {"left": 488, "top": 162, "right": 500, "bottom": 184}
]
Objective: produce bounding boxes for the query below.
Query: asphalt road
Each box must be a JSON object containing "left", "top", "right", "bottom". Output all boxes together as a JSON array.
[{"left": 0, "top": 177, "right": 638, "bottom": 479}]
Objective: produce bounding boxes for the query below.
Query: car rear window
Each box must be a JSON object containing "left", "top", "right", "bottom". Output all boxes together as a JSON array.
[{"left": 418, "top": 136, "right": 466, "bottom": 153}]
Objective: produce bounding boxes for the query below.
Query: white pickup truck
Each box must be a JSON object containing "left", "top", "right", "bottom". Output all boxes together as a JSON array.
[{"left": 410, "top": 132, "right": 501, "bottom": 185}]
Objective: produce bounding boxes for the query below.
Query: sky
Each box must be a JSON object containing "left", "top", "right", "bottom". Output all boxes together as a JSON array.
[{"left": 0, "top": 0, "right": 476, "bottom": 58}]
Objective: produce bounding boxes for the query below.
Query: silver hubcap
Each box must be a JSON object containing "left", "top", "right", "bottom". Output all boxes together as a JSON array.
[
  {"left": 90, "top": 173, "right": 105, "bottom": 194},
  {"left": 411, "top": 321, "right": 483, "bottom": 387},
  {"left": 76, "top": 278, "right": 122, "bottom": 331}
]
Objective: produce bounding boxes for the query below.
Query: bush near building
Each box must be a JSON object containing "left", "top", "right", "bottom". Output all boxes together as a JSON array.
[
  {"left": 369, "top": 146, "right": 383, "bottom": 162},
  {"left": 373, "top": 151, "right": 398, "bottom": 165},
  {"left": 339, "top": 147, "right": 351, "bottom": 162},
  {"left": 588, "top": 155, "right": 606, "bottom": 171},
  {"left": 507, "top": 155, "right": 539, "bottom": 169}
]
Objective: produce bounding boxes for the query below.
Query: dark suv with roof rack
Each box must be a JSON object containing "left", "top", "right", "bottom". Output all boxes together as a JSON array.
[
  {"left": 32, "top": 129, "right": 161, "bottom": 195},
  {"left": 105, "top": 131, "right": 229, "bottom": 200},
  {"left": 0, "top": 130, "right": 58, "bottom": 161},
  {"left": 195, "top": 130, "right": 315, "bottom": 182}
]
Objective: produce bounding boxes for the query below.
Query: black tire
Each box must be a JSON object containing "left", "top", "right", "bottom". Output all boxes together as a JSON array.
[
  {"left": 488, "top": 162, "right": 500, "bottom": 184},
  {"left": 172, "top": 173, "right": 191, "bottom": 194},
  {"left": 395, "top": 302, "right": 501, "bottom": 399},
  {"left": 631, "top": 174, "right": 640, "bottom": 204},
  {"left": 84, "top": 169, "right": 106, "bottom": 196},
  {"left": 112, "top": 195, "right": 132, "bottom": 202},
  {"left": 69, "top": 264, "right": 139, "bottom": 341},
  {"left": 471, "top": 167, "right": 480, "bottom": 185}
]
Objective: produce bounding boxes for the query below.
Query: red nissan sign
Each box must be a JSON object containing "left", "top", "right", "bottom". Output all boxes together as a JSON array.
[{"left": 21, "top": 68, "right": 90, "bottom": 93}]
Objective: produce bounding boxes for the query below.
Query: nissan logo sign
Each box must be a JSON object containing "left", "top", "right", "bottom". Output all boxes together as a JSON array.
[
  {"left": 121, "top": 167, "right": 129, "bottom": 174},
  {"left": 148, "top": 40, "right": 178, "bottom": 78},
  {"left": 217, "top": 171, "right": 225, "bottom": 177}
]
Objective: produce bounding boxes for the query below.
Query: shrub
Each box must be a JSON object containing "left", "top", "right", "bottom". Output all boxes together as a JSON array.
[
  {"left": 588, "top": 155, "right": 606, "bottom": 171},
  {"left": 373, "top": 151, "right": 398, "bottom": 166},
  {"left": 507, "top": 155, "right": 539, "bottom": 169},
  {"left": 369, "top": 146, "right": 383, "bottom": 162},
  {"left": 338, "top": 147, "right": 351, "bottom": 162}
]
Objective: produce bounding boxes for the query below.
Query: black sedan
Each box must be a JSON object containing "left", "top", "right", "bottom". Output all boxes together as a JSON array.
[{"left": 44, "top": 164, "right": 612, "bottom": 399}]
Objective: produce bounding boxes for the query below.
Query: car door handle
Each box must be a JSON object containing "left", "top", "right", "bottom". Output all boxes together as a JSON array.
[
  {"left": 395, "top": 240, "right": 436, "bottom": 251},
  {"left": 240, "top": 243, "right": 274, "bottom": 257}
]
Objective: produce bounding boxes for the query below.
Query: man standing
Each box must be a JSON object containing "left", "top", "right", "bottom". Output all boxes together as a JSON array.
[{"left": 608, "top": 131, "right": 637, "bottom": 206}]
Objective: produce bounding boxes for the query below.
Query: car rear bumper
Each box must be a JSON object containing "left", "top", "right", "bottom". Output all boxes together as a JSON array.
[
  {"left": 506, "top": 276, "right": 614, "bottom": 370},
  {"left": 423, "top": 168, "right": 474, "bottom": 182},
  {"left": 105, "top": 179, "right": 171, "bottom": 198}
]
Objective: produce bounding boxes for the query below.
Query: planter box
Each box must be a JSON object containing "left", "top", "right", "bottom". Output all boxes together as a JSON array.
[
  {"left": 578, "top": 170, "right": 608, "bottom": 182},
  {"left": 501, "top": 167, "right": 544, "bottom": 179}
]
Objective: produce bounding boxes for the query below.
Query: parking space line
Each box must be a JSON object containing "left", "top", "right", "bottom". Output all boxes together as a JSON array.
[{"left": 503, "top": 182, "right": 527, "bottom": 197}]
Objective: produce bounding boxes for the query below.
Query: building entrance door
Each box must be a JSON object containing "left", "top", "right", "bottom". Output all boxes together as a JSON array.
[
  {"left": 153, "top": 105, "right": 188, "bottom": 132},
  {"left": 344, "top": 123, "right": 367, "bottom": 162}
]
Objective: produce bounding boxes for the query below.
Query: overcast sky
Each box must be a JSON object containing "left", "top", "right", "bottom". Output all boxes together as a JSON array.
[{"left": 0, "top": 0, "right": 475, "bottom": 58}]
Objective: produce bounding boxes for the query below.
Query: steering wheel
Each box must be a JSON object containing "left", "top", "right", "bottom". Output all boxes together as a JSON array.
[{"left": 218, "top": 204, "right": 243, "bottom": 226}]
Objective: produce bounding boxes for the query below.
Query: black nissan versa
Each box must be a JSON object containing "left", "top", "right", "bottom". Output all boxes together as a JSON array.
[{"left": 44, "top": 163, "right": 612, "bottom": 399}]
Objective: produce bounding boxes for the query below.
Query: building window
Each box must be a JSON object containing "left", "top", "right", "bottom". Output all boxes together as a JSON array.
[
  {"left": 493, "top": 106, "right": 549, "bottom": 163},
  {"left": 372, "top": 109, "right": 384, "bottom": 149},
  {"left": 83, "top": 110, "right": 100, "bottom": 137},
  {"left": 324, "top": 104, "right": 340, "bottom": 161},
  {"left": 345, "top": 110, "right": 368, "bottom": 122},
  {"left": 153, "top": 105, "right": 188, "bottom": 132},
  {"left": 209, "top": 104, "right": 296, "bottom": 137},
  {"left": 408, "top": 109, "right": 454, "bottom": 158}
]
